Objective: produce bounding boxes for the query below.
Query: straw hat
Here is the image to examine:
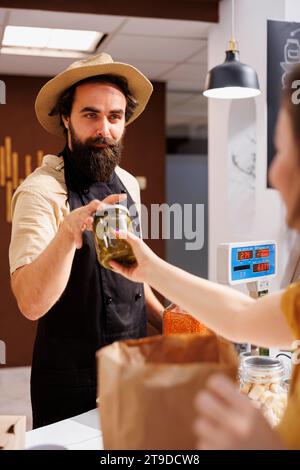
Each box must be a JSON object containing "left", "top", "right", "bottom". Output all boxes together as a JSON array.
[{"left": 35, "top": 52, "right": 153, "bottom": 137}]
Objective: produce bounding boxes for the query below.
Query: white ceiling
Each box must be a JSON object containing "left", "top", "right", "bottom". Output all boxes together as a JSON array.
[{"left": 0, "top": 7, "right": 211, "bottom": 137}]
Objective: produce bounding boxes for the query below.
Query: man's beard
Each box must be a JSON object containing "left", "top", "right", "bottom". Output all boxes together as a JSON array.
[{"left": 69, "top": 122, "right": 123, "bottom": 183}]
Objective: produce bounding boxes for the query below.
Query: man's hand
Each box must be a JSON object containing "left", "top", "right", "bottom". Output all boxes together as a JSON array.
[
  {"left": 194, "top": 374, "right": 285, "bottom": 450},
  {"left": 60, "top": 193, "right": 126, "bottom": 249}
]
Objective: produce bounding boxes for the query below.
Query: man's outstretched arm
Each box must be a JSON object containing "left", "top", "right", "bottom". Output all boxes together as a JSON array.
[{"left": 11, "top": 195, "right": 125, "bottom": 320}]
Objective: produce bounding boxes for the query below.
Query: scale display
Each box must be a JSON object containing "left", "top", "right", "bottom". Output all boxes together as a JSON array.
[
  {"left": 237, "top": 250, "right": 253, "bottom": 261},
  {"left": 255, "top": 248, "right": 270, "bottom": 258},
  {"left": 231, "top": 243, "right": 276, "bottom": 282}
]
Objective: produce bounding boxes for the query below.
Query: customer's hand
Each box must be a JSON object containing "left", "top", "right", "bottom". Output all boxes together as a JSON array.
[
  {"left": 61, "top": 194, "right": 126, "bottom": 249},
  {"left": 194, "top": 373, "right": 285, "bottom": 450},
  {"left": 109, "top": 231, "right": 158, "bottom": 283}
]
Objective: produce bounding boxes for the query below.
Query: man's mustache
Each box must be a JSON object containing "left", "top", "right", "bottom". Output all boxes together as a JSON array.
[{"left": 86, "top": 136, "right": 117, "bottom": 147}]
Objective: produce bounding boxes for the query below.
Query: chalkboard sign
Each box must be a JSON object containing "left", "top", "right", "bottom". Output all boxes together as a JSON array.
[{"left": 267, "top": 19, "right": 300, "bottom": 183}]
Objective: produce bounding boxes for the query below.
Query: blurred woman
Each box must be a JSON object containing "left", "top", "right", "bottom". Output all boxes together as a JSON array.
[{"left": 110, "top": 65, "right": 300, "bottom": 449}]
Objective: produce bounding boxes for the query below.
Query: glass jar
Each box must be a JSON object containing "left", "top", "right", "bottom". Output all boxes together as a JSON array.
[
  {"left": 239, "top": 351, "right": 252, "bottom": 365},
  {"left": 239, "top": 356, "right": 288, "bottom": 427},
  {"left": 93, "top": 204, "right": 137, "bottom": 270}
]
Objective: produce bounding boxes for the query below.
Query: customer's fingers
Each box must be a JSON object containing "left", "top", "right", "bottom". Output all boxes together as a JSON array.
[
  {"left": 204, "top": 374, "right": 244, "bottom": 408},
  {"left": 194, "top": 416, "right": 231, "bottom": 450},
  {"left": 195, "top": 390, "right": 235, "bottom": 424}
]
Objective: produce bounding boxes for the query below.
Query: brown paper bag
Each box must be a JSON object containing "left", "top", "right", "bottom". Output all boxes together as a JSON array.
[{"left": 97, "top": 334, "right": 237, "bottom": 450}]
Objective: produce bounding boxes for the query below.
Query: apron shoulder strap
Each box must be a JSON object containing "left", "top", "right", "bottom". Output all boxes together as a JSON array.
[{"left": 115, "top": 166, "right": 142, "bottom": 222}]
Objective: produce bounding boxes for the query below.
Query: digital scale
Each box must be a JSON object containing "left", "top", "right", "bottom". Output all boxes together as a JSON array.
[
  {"left": 217, "top": 240, "right": 276, "bottom": 295},
  {"left": 217, "top": 241, "right": 292, "bottom": 373},
  {"left": 217, "top": 241, "right": 275, "bottom": 352}
]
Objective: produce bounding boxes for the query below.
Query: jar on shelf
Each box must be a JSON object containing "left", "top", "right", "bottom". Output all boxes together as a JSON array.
[
  {"left": 239, "top": 351, "right": 252, "bottom": 365},
  {"left": 239, "top": 356, "right": 288, "bottom": 427},
  {"left": 93, "top": 204, "right": 136, "bottom": 270}
]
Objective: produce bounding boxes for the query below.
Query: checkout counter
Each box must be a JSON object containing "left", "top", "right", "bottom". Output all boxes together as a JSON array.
[{"left": 26, "top": 409, "right": 103, "bottom": 450}]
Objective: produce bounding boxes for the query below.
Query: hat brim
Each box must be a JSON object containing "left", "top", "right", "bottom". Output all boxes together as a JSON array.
[{"left": 35, "top": 61, "right": 153, "bottom": 137}]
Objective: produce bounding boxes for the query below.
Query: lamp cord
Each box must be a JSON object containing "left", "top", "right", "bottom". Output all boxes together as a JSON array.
[
  {"left": 228, "top": 0, "right": 237, "bottom": 51},
  {"left": 231, "top": 0, "right": 235, "bottom": 42}
]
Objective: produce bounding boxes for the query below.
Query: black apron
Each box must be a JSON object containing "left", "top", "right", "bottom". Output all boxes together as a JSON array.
[{"left": 31, "top": 150, "right": 147, "bottom": 428}]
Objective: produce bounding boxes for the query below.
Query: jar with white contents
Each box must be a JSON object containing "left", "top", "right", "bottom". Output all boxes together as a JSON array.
[{"left": 239, "top": 356, "right": 288, "bottom": 427}]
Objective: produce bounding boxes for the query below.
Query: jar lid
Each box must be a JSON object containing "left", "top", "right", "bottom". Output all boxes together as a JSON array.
[
  {"left": 95, "top": 204, "right": 130, "bottom": 217},
  {"left": 241, "top": 356, "right": 285, "bottom": 382},
  {"left": 243, "top": 356, "right": 283, "bottom": 370}
]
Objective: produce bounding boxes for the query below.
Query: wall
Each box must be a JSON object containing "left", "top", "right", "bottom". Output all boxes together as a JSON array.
[
  {"left": 166, "top": 154, "right": 208, "bottom": 279},
  {"left": 0, "top": 75, "right": 165, "bottom": 366},
  {"left": 285, "top": 0, "right": 300, "bottom": 21},
  {"left": 207, "top": 0, "right": 295, "bottom": 293}
]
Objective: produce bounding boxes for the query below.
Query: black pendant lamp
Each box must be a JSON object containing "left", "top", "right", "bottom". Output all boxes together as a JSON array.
[{"left": 203, "top": 0, "right": 260, "bottom": 99}]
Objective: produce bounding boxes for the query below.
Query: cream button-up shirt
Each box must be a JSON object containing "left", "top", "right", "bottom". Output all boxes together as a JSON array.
[{"left": 9, "top": 154, "right": 141, "bottom": 275}]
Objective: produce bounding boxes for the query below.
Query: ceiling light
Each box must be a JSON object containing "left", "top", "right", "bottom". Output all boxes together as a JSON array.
[
  {"left": 2, "top": 26, "right": 103, "bottom": 54},
  {"left": 203, "top": 0, "right": 260, "bottom": 99}
]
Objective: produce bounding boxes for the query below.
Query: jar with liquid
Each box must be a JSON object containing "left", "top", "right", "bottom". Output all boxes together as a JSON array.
[
  {"left": 239, "top": 356, "right": 288, "bottom": 427},
  {"left": 93, "top": 204, "right": 137, "bottom": 270}
]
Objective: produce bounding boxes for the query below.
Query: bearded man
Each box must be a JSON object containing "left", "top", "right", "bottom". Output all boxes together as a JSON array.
[{"left": 9, "top": 53, "right": 163, "bottom": 428}]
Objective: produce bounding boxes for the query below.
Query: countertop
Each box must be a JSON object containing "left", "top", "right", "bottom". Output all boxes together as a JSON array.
[{"left": 26, "top": 408, "right": 103, "bottom": 450}]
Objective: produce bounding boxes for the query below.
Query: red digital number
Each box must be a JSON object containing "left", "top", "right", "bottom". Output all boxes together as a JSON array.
[
  {"left": 255, "top": 249, "right": 270, "bottom": 258},
  {"left": 238, "top": 250, "right": 252, "bottom": 261},
  {"left": 253, "top": 262, "right": 269, "bottom": 273}
]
